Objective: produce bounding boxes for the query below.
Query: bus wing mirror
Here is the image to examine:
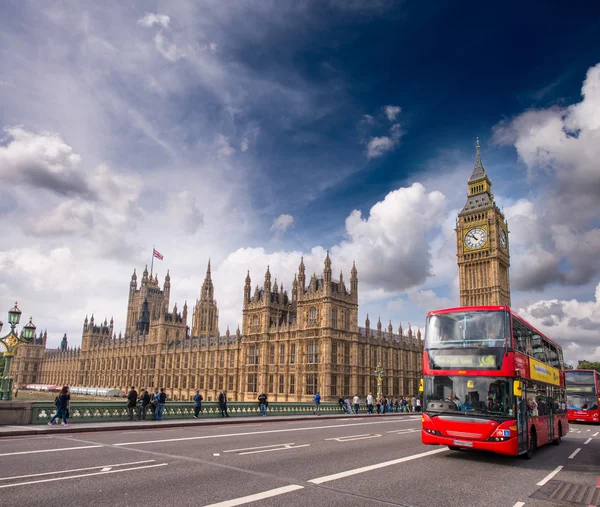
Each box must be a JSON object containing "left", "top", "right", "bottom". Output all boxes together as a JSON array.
[
  {"left": 419, "top": 379, "right": 424, "bottom": 393},
  {"left": 513, "top": 380, "right": 522, "bottom": 397}
]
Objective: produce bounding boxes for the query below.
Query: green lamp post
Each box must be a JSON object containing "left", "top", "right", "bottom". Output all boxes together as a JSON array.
[
  {"left": 0, "top": 302, "right": 37, "bottom": 400},
  {"left": 375, "top": 362, "right": 385, "bottom": 400}
]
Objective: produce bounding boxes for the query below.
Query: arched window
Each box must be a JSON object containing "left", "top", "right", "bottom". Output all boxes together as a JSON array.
[
  {"left": 252, "top": 316, "right": 259, "bottom": 329},
  {"left": 331, "top": 308, "right": 338, "bottom": 328},
  {"left": 309, "top": 307, "right": 317, "bottom": 324}
]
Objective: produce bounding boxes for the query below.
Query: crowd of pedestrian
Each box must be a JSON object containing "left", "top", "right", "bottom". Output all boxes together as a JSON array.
[
  {"left": 334, "top": 393, "right": 422, "bottom": 415},
  {"left": 46, "top": 385, "right": 422, "bottom": 425}
]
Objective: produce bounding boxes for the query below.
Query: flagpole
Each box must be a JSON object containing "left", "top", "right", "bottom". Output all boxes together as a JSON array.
[{"left": 151, "top": 245, "right": 154, "bottom": 275}]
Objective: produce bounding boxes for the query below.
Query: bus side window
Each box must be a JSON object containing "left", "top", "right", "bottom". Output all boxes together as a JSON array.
[{"left": 513, "top": 318, "right": 525, "bottom": 353}]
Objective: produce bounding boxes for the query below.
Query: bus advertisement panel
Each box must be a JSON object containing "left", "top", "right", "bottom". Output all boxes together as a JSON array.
[
  {"left": 565, "top": 370, "right": 600, "bottom": 423},
  {"left": 421, "top": 306, "right": 568, "bottom": 459}
]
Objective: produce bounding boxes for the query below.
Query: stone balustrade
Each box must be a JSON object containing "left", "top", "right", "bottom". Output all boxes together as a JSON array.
[{"left": 30, "top": 401, "right": 366, "bottom": 424}]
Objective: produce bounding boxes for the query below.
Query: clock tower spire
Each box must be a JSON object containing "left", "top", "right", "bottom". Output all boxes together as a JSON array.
[{"left": 456, "top": 139, "right": 511, "bottom": 307}]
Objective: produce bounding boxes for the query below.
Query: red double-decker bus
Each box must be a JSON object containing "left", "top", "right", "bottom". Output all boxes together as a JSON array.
[
  {"left": 566, "top": 370, "right": 600, "bottom": 423},
  {"left": 421, "top": 306, "right": 568, "bottom": 459}
]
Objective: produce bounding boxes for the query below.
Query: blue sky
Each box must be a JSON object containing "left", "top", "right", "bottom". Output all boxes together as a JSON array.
[{"left": 1, "top": 0, "right": 600, "bottom": 364}]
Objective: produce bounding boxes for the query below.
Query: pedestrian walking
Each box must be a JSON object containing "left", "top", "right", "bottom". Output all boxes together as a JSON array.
[
  {"left": 193, "top": 390, "right": 203, "bottom": 418},
  {"left": 344, "top": 396, "right": 352, "bottom": 414},
  {"left": 127, "top": 386, "right": 138, "bottom": 421},
  {"left": 366, "top": 392, "right": 374, "bottom": 414},
  {"left": 258, "top": 392, "right": 268, "bottom": 417},
  {"left": 411, "top": 396, "right": 417, "bottom": 412},
  {"left": 218, "top": 390, "right": 229, "bottom": 417},
  {"left": 314, "top": 392, "right": 321, "bottom": 414},
  {"left": 139, "top": 389, "right": 151, "bottom": 420},
  {"left": 156, "top": 388, "right": 168, "bottom": 420},
  {"left": 416, "top": 398, "right": 421, "bottom": 412},
  {"left": 352, "top": 394, "right": 360, "bottom": 414},
  {"left": 150, "top": 388, "right": 159, "bottom": 420},
  {"left": 48, "top": 386, "right": 70, "bottom": 426},
  {"left": 338, "top": 396, "right": 346, "bottom": 413}
]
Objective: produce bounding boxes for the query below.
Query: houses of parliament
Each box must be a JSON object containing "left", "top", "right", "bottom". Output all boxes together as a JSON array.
[{"left": 8, "top": 142, "right": 510, "bottom": 401}]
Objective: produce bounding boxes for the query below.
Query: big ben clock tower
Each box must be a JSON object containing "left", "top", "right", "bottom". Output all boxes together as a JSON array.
[{"left": 457, "top": 139, "right": 511, "bottom": 307}]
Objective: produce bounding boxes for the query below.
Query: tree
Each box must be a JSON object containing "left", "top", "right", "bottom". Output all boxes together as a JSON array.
[{"left": 576, "top": 361, "right": 600, "bottom": 373}]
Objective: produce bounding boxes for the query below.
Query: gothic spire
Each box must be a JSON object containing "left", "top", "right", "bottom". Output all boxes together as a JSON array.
[{"left": 468, "top": 137, "right": 488, "bottom": 183}]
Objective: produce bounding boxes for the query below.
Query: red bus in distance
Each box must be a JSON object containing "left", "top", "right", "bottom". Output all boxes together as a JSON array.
[
  {"left": 566, "top": 369, "right": 600, "bottom": 423},
  {"left": 421, "top": 306, "right": 568, "bottom": 459}
]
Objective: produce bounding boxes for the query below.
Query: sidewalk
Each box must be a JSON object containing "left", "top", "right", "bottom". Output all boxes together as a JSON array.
[{"left": 0, "top": 412, "right": 417, "bottom": 438}]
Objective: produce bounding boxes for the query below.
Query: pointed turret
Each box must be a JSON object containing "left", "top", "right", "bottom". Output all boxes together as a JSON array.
[
  {"left": 365, "top": 314, "right": 370, "bottom": 329},
  {"left": 398, "top": 322, "right": 403, "bottom": 338},
  {"left": 388, "top": 320, "right": 393, "bottom": 336},
  {"left": 264, "top": 265, "right": 272, "bottom": 293},
  {"left": 142, "top": 265, "right": 149, "bottom": 283},
  {"left": 417, "top": 328, "right": 422, "bottom": 348},
  {"left": 324, "top": 251, "right": 332, "bottom": 283},
  {"left": 292, "top": 274, "right": 298, "bottom": 302},
  {"left": 339, "top": 271, "right": 345, "bottom": 292},
  {"left": 377, "top": 317, "right": 382, "bottom": 335},
  {"left": 60, "top": 333, "right": 68, "bottom": 351},
  {"left": 226, "top": 326, "right": 230, "bottom": 338},
  {"left": 200, "top": 259, "right": 214, "bottom": 301},
  {"left": 298, "top": 257, "right": 306, "bottom": 293},
  {"left": 130, "top": 269, "right": 137, "bottom": 289},
  {"left": 350, "top": 260, "right": 358, "bottom": 300},
  {"left": 460, "top": 138, "right": 495, "bottom": 216},
  {"left": 244, "top": 271, "right": 251, "bottom": 305}
]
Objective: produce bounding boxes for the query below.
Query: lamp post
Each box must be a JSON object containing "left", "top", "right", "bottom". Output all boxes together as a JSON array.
[
  {"left": 374, "top": 362, "right": 385, "bottom": 400},
  {"left": 0, "top": 302, "right": 37, "bottom": 401}
]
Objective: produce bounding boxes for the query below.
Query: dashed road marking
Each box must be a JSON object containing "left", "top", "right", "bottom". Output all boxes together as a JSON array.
[
  {"left": 537, "top": 466, "right": 563, "bottom": 486},
  {"left": 325, "top": 434, "right": 381, "bottom": 442},
  {"left": 203, "top": 484, "right": 304, "bottom": 506},
  {"left": 584, "top": 438, "right": 592, "bottom": 445},
  {"left": 568, "top": 448, "right": 581, "bottom": 459}
]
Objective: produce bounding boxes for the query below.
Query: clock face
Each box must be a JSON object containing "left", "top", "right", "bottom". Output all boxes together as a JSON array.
[
  {"left": 500, "top": 229, "right": 507, "bottom": 250},
  {"left": 464, "top": 227, "right": 487, "bottom": 249}
]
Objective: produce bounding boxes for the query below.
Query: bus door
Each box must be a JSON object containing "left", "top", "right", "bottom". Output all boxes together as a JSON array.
[
  {"left": 547, "top": 386, "right": 555, "bottom": 441},
  {"left": 515, "top": 381, "right": 528, "bottom": 454}
]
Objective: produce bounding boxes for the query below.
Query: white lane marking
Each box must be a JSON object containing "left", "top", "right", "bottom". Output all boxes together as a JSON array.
[
  {"left": 308, "top": 448, "right": 449, "bottom": 484},
  {"left": 512, "top": 502, "right": 525, "bottom": 507},
  {"left": 239, "top": 444, "right": 310, "bottom": 456},
  {"left": 0, "top": 463, "right": 168, "bottom": 489},
  {"left": 584, "top": 438, "right": 592, "bottom": 445},
  {"left": 213, "top": 453, "right": 220, "bottom": 456},
  {"left": 100, "top": 467, "right": 112, "bottom": 472},
  {"left": 114, "top": 419, "right": 418, "bottom": 446},
  {"left": 593, "top": 431, "right": 599, "bottom": 437},
  {"left": 224, "top": 443, "right": 297, "bottom": 453},
  {"left": 387, "top": 428, "right": 419, "bottom": 434},
  {"left": 0, "top": 460, "right": 155, "bottom": 482},
  {"left": 568, "top": 448, "right": 581, "bottom": 459},
  {"left": 0, "top": 445, "right": 103, "bottom": 457},
  {"left": 537, "top": 466, "right": 563, "bottom": 486},
  {"left": 203, "top": 484, "right": 304, "bottom": 506},
  {"left": 325, "top": 434, "right": 381, "bottom": 442}
]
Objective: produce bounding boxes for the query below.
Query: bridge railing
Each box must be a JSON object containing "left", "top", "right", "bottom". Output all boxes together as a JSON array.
[{"left": 31, "top": 401, "right": 368, "bottom": 424}]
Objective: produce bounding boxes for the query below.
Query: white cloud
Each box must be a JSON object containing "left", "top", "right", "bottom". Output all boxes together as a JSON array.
[
  {"left": 166, "top": 191, "right": 204, "bottom": 234},
  {"left": 518, "top": 281, "right": 600, "bottom": 364},
  {"left": 383, "top": 105, "right": 401, "bottom": 121},
  {"left": 138, "top": 13, "right": 170, "bottom": 29},
  {"left": 215, "top": 134, "right": 234, "bottom": 157},
  {"left": 240, "top": 137, "right": 249, "bottom": 152},
  {"left": 271, "top": 214, "right": 294, "bottom": 235},
  {"left": 208, "top": 42, "right": 218, "bottom": 54},
  {"left": 154, "top": 32, "right": 185, "bottom": 62},
  {"left": 367, "top": 123, "right": 404, "bottom": 159},
  {"left": 0, "top": 126, "right": 86, "bottom": 196}
]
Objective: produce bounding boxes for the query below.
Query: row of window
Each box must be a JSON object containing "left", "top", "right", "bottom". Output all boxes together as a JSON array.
[{"left": 512, "top": 317, "right": 563, "bottom": 368}]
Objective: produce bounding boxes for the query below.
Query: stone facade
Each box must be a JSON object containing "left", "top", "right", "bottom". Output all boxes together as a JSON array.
[
  {"left": 10, "top": 256, "right": 422, "bottom": 401},
  {"left": 457, "top": 140, "right": 511, "bottom": 307}
]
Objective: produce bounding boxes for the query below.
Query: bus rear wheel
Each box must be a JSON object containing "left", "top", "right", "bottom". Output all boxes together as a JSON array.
[
  {"left": 553, "top": 424, "right": 562, "bottom": 445},
  {"left": 524, "top": 429, "right": 536, "bottom": 460}
]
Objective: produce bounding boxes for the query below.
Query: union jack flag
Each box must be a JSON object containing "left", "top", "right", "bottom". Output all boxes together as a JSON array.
[{"left": 153, "top": 248, "right": 163, "bottom": 260}]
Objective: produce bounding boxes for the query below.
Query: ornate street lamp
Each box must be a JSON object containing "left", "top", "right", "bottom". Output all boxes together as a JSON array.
[
  {"left": 374, "top": 362, "right": 385, "bottom": 400},
  {"left": 0, "top": 302, "right": 36, "bottom": 401}
]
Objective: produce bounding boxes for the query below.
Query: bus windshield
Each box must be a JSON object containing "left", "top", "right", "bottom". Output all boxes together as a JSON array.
[
  {"left": 424, "top": 375, "right": 513, "bottom": 417},
  {"left": 426, "top": 310, "right": 507, "bottom": 350},
  {"left": 566, "top": 371, "right": 598, "bottom": 411}
]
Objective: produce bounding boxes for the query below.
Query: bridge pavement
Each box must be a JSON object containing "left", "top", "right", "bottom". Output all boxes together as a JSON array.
[{"left": 0, "top": 416, "right": 598, "bottom": 507}]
